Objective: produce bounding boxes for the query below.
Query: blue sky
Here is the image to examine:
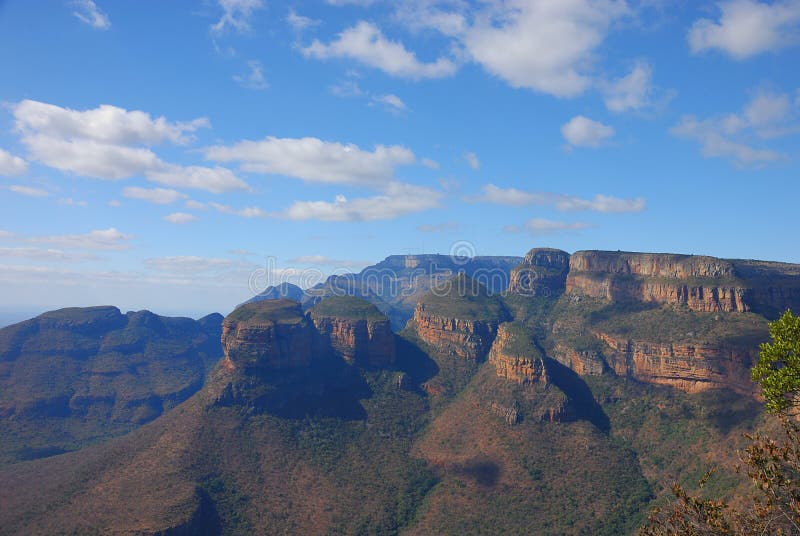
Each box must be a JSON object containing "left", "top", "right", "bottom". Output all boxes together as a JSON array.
[{"left": 0, "top": 0, "right": 798, "bottom": 317}]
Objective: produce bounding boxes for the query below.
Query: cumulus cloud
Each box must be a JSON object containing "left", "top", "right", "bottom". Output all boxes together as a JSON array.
[
  {"left": 234, "top": 60, "right": 269, "bottom": 90},
  {"left": 209, "top": 202, "right": 267, "bottom": 218},
  {"left": 602, "top": 61, "right": 658, "bottom": 112},
  {"left": 461, "top": 0, "right": 628, "bottom": 97},
  {"left": 71, "top": 0, "right": 110, "bottom": 30},
  {"left": 371, "top": 93, "right": 407, "bottom": 112},
  {"left": 471, "top": 184, "right": 645, "bottom": 212},
  {"left": 282, "top": 182, "right": 442, "bottom": 221},
  {"left": 287, "top": 9, "right": 320, "bottom": 31},
  {"left": 504, "top": 218, "right": 592, "bottom": 236},
  {"left": 204, "top": 136, "right": 415, "bottom": 187},
  {"left": 30, "top": 228, "right": 132, "bottom": 250},
  {"left": 561, "top": 115, "right": 615, "bottom": 148},
  {"left": 145, "top": 164, "right": 249, "bottom": 193},
  {"left": 7, "top": 185, "right": 49, "bottom": 197},
  {"left": 463, "top": 151, "right": 480, "bottom": 170},
  {"left": 301, "top": 21, "right": 457, "bottom": 79},
  {"left": 14, "top": 100, "right": 208, "bottom": 146},
  {"left": 0, "top": 149, "right": 28, "bottom": 176},
  {"left": 211, "top": 0, "right": 264, "bottom": 34},
  {"left": 671, "top": 88, "right": 799, "bottom": 165},
  {"left": 163, "top": 212, "right": 198, "bottom": 225},
  {"left": 688, "top": 0, "right": 800, "bottom": 59},
  {"left": 123, "top": 186, "right": 187, "bottom": 205},
  {"left": 12, "top": 100, "right": 246, "bottom": 193}
]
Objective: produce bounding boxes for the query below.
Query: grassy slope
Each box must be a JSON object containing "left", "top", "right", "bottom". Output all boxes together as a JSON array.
[{"left": 309, "top": 295, "right": 387, "bottom": 321}]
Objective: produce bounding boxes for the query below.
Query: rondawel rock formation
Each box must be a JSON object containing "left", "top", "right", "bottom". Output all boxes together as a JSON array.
[
  {"left": 409, "top": 274, "right": 510, "bottom": 360},
  {"left": 309, "top": 296, "right": 395, "bottom": 367},
  {"left": 508, "top": 247, "right": 570, "bottom": 298}
]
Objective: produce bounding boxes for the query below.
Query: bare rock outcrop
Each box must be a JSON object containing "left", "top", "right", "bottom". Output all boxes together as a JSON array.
[{"left": 509, "top": 248, "right": 570, "bottom": 297}]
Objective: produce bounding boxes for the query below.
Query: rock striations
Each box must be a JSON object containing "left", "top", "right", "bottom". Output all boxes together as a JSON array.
[
  {"left": 310, "top": 296, "right": 395, "bottom": 367},
  {"left": 409, "top": 274, "right": 509, "bottom": 360}
]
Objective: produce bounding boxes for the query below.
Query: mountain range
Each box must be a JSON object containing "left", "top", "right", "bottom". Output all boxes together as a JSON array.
[{"left": 2, "top": 247, "right": 798, "bottom": 534}]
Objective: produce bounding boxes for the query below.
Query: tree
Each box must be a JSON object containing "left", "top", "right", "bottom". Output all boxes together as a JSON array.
[
  {"left": 640, "top": 310, "right": 800, "bottom": 535},
  {"left": 752, "top": 310, "right": 800, "bottom": 415}
]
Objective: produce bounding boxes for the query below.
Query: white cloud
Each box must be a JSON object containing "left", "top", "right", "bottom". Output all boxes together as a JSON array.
[
  {"left": 287, "top": 9, "right": 320, "bottom": 31},
  {"left": 205, "top": 136, "right": 415, "bottom": 187},
  {"left": 144, "top": 256, "right": 234, "bottom": 273},
  {"left": 301, "top": 21, "right": 457, "bottom": 80},
  {"left": 0, "top": 230, "right": 13, "bottom": 239},
  {"left": 0, "top": 149, "right": 28, "bottom": 176},
  {"left": 602, "top": 61, "right": 655, "bottom": 112},
  {"left": 504, "top": 218, "right": 592, "bottom": 235},
  {"left": 145, "top": 164, "right": 249, "bottom": 193},
  {"left": 7, "top": 185, "right": 49, "bottom": 197},
  {"left": 12, "top": 101, "right": 240, "bottom": 192},
  {"left": 123, "top": 186, "right": 187, "bottom": 205},
  {"left": 472, "top": 184, "right": 645, "bottom": 212},
  {"left": 14, "top": 100, "right": 208, "bottom": 146},
  {"left": 234, "top": 60, "right": 269, "bottom": 90},
  {"left": 282, "top": 182, "right": 442, "bottom": 221},
  {"left": 30, "top": 228, "right": 132, "bottom": 250},
  {"left": 211, "top": 0, "right": 265, "bottom": 34},
  {"left": 21, "top": 135, "right": 160, "bottom": 180},
  {"left": 59, "top": 197, "right": 88, "bottom": 207},
  {"left": 108, "top": 200, "right": 122, "bottom": 207},
  {"left": 71, "top": 0, "right": 110, "bottom": 30},
  {"left": 463, "top": 151, "right": 480, "bottom": 169},
  {"left": 561, "top": 115, "right": 615, "bottom": 148},
  {"left": 330, "top": 79, "right": 365, "bottom": 97},
  {"left": 473, "top": 184, "right": 545, "bottom": 206},
  {"left": 417, "top": 221, "right": 460, "bottom": 233},
  {"left": 209, "top": 202, "right": 267, "bottom": 218},
  {"left": 185, "top": 199, "right": 206, "bottom": 210},
  {"left": 371, "top": 93, "right": 407, "bottom": 112},
  {"left": 671, "top": 88, "right": 798, "bottom": 165},
  {"left": 461, "top": 0, "right": 628, "bottom": 97},
  {"left": 326, "top": 0, "right": 377, "bottom": 5},
  {"left": 163, "top": 212, "right": 198, "bottom": 225},
  {"left": 421, "top": 157, "right": 440, "bottom": 169},
  {"left": 0, "top": 247, "right": 95, "bottom": 261},
  {"left": 688, "top": 0, "right": 800, "bottom": 59},
  {"left": 671, "top": 116, "right": 781, "bottom": 165}
]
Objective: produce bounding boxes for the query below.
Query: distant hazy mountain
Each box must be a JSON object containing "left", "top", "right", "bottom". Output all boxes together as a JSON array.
[{"left": 0, "top": 306, "right": 223, "bottom": 465}]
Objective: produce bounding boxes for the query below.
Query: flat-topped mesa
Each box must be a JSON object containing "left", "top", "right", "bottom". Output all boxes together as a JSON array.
[
  {"left": 221, "top": 299, "right": 314, "bottom": 372},
  {"left": 309, "top": 296, "right": 395, "bottom": 367},
  {"left": 411, "top": 274, "right": 510, "bottom": 360},
  {"left": 566, "top": 250, "right": 749, "bottom": 312},
  {"left": 595, "top": 331, "right": 759, "bottom": 395},
  {"left": 488, "top": 322, "right": 549, "bottom": 384},
  {"left": 509, "top": 248, "right": 570, "bottom": 297}
]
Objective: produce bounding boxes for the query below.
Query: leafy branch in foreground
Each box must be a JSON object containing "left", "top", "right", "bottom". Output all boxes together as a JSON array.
[{"left": 640, "top": 310, "right": 800, "bottom": 536}]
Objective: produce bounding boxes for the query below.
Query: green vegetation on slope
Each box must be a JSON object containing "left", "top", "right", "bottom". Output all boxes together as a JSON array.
[
  {"left": 309, "top": 295, "right": 387, "bottom": 321},
  {"left": 225, "top": 299, "right": 305, "bottom": 324},
  {"left": 417, "top": 274, "right": 508, "bottom": 321}
]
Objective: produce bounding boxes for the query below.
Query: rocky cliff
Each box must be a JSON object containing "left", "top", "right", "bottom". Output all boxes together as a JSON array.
[
  {"left": 508, "top": 248, "right": 570, "bottom": 297},
  {"left": 566, "top": 251, "right": 800, "bottom": 317},
  {"left": 221, "top": 299, "right": 314, "bottom": 372},
  {"left": 594, "top": 331, "right": 757, "bottom": 394},
  {"left": 409, "top": 275, "right": 509, "bottom": 360},
  {"left": 488, "top": 323, "right": 549, "bottom": 384},
  {"left": 310, "top": 296, "right": 395, "bottom": 367}
]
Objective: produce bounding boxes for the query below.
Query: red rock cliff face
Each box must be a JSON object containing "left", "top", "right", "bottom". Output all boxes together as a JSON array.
[
  {"left": 412, "top": 304, "right": 500, "bottom": 360},
  {"left": 594, "top": 331, "right": 757, "bottom": 395},
  {"left": 488, "top": 324, "right": 548, "bottom": 384},
  {"left": 311, "top": 314, "right": 395, "bottom": 367},
  {"left": 221, "top": 317, "right": 313, "bottom": 371},
  {"left": 566, "top": 251, "right": 750, "bottom": 312}
]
